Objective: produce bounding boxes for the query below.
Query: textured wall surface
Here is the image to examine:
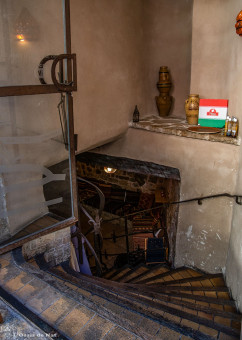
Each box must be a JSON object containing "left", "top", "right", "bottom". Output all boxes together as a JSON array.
[
  {"left": 142, "top": 0, "right": 193, "bottom": 117},
  {"left": 71, "top": 0, "right": 144, "bottom": 152},
  {"left": 76, "top": 160, "right": 178, "bottom": 194},
  {"left": 22, "top": 227, "right": 71, "bottom": 266},
  {"left": 71, "top": 0, "right": 193, "bottom": 152},
  {"left": 94, "top": 128, "right": 239, "bottom": 274},
  {"left": 73, "top": 0, "right": 242, "bottom": 311},
  {"left": 191, "top": 0, "right": 242, "bottom": 312},
  {"left": 93, "top": 0, "right": 242, "bottom": 311}
]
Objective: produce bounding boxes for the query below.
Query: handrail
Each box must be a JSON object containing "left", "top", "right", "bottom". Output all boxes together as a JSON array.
[
  {"left": 76, "top": 176, "right": 105, "bottom": 272},
  {"left": 80, "top": 233, "right": 102, "bottom": 274},
  {"left": 101, "top": 193, "right": 242, "bottom": 223},
  {"left": 77, "top": 177, "right": 242, "bottom": 273}
]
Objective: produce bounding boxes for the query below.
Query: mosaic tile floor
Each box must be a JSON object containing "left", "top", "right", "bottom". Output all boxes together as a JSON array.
[{"left": 0, "top": 297, "right": 50, "bottom": 340}]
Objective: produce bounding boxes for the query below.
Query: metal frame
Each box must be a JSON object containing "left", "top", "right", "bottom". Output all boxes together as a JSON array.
[{"left": 0, "top": 0, "right": 78, "bottom": 254}]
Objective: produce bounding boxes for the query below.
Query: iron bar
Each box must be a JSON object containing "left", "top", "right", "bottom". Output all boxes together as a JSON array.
[
  {"left": 102, "top": 193, "right": 242, "bottom": 223},
  {"left": 124, "top": 217, "right": 130, "bottom": 262},
  {"left": 103, "top": 230, "right": 154, "bottom": 240}
]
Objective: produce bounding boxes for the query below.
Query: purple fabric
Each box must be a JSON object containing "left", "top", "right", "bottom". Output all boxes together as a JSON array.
[{"left": 71, "top": 225, "right": 92, "bottom": 275}]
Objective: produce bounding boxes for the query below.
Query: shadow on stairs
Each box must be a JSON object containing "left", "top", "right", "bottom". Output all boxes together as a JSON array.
[
  {"left": 0, "top": 249, "right": 241, "bottom": 340},
  {"left": 33, "top": 252, "right": 241, "bottom": 340}
]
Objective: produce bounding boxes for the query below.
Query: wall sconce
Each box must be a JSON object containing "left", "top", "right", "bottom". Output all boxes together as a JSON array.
[
  {"left": 15, "top": 8, "right": 39, "bottom": 42},
  {"left": 104, "top": 167, "right": 117, "bottom": 174}
]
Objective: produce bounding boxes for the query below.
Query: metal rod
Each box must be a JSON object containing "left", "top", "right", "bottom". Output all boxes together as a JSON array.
[
  {"left": 102, "top": 193, "right": 242, "bottom": 223},
  {"left": 124, "top": 217, "right": 130, "bottom": 262},
  {"left": 103, "top": 230, "right": 154, "bottom": 240}
]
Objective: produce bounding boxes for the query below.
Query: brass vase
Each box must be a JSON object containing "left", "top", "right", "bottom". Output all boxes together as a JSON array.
[
  {"left": 155, "top": 66, "right": 173, "bottom": 117},
  {"left": 185, "top": 94, "right": 200, "bottom": 125}
]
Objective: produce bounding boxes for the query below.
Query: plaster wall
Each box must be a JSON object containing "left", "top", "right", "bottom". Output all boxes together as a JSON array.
[
  {"left": 191, "top": 0, "right": 242, "bottom": 311},
  {"left": 142, "top": 0, "right": 193, "bottom": 117},
  {"left": 71, "top": 0, "right": 193, "bottom": 152},
  {"left": 72, "top": 0, "right": 241, "bottom": 276},
  {"left": 94, "top": 129, "right": 239, "bottom": 273},
  {"left": 71, "top": 0, "right": 145, "bottom": 152}
]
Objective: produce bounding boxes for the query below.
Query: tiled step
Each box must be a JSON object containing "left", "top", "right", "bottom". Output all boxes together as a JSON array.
[
  {"left": 150, "top": 286, "right": 228, "bottom": 293},
  {"left": 0, "top": 295, "right": 62, "bottom": 340},
  {"left": 5, "top": 251, "right": 241, "bottom": 340},
  {"left": 52, "top": 258, "right": 241, "bottom": 335},
  {"left": 45, "top": 261, "right": 241, "bottom": 339},
  {"left": 151, "top": 295, "right": 241, "bottom": 323},
  {"left": 46, "top": 266, "right": 241, "bottom": 339},
  {"left": 122, "top": 265, "right": 150, "bottom": 283},
  {"left": 127, "top": 264, "right": 169, "bottom": 283},
  {"left": 0, "top": 254, "right": 145, "bottom": 339},
  {"left": 47, "top": 267, "right": 222, "bottom": 339},
  {"left": 117, "top": 264, "right": 149, "bottom": 283},
  {"left": 152, "top": 273, "right": 225, "bottom": 287},
  {"left": 138, "top": 267, "right": 194, "bottom": 284},
  {"left": 110, "top": 266, "right": 132, "bottom": 281},
  {"left": 104, "top": 264, "right": 130, "bottom": 281},
  {"left": 122, "top": 290, "right": 241, "bottom": 338},
  {"left": 102, "top": 267, "right": 121, "bottom": 279},
  {"left": 57, "top": 263, "right": 237, "bottom": 311},
  {"left": 0, "top": 252, "right": 195, "bottom": 340}
]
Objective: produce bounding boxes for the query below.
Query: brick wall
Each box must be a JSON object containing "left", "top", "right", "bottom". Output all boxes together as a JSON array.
[
  {"left": 77, "top": 161, "right": 169, "bottom": 194},
  {"left": 22, "top": 227, "right": 71, "bottom": 266},
  {"left": 77, "top": 158, "right": 180, "bottom": 263}
]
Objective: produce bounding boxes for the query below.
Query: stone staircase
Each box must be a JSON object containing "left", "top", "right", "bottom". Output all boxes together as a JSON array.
[{"left": 0, "top": 250, "right": 241, "bottom": 340}]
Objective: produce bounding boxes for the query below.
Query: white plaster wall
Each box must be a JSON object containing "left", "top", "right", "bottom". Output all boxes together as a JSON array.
[
  {"left": 94, "top": 129, "right": 239, "bottom": 273},
  {"left": 71, "top": 0, "right": 193, "bottom": 152},
  {"left": 191, "top": 0, "right": 242, "bottom": 311},
  {"left": 142, "top": 0, "right": 193, "bottom": 117},
  {"left": 72, "top": 0, "right": 242, "bottom": 276},
  {"left": 71, "top": 0, "right": 145, "bottom": 152}
]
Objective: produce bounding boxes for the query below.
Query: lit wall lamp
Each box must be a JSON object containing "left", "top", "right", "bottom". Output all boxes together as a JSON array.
[
  {"left": 104, "top": 167, "right": 117, "bottom": 174},
  {"left": 15, "top": 8, "right": 39, "bottom": 42}
]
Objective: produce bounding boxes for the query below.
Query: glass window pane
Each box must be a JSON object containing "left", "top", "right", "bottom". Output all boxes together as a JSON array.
[
  {"left": 0, "top": 0, "right": 66, "bottom": 87},
  {"left": 0, "top": 94, "right": 73, "bottom": 246}
]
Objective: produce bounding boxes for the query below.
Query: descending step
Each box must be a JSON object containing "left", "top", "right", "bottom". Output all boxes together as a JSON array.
[
  {"left": 34, "top": 253, "right": 241, "bottom": 340},
  {"left": 137, "top": 267, "right": 202, "bottom": 285},
  {"left": 2, "top": 249, "right": 241, "bottom": 340},
  {"left": 117, "top": 264, "right": 149, "bottom": 283},
  {"left": 0, "top": 252, "right": 205, "bottom": 340},
  {"left": 151, "top": 273, "right": 225, "bottom": 287},
  {"left": 125, "top": 264, "right": 169, "bottom": 283},
  {"left": 52, "top": 264, "right": 241, "bottom": 339},
  {"left": 106, "top": 264, "right": 131, "bottom": 281}
]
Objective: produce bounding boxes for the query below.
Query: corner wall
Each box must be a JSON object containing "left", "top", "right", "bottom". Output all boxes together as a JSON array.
[
  {"left": 142, "top": 0, "right": 193, "bottom": 117},
  {"left": 71, "top": 0, "right": 242, "bottom": 310},
  {"left": 93, "top": 129, "right": 239, "bottom": 273},
  {"left": 71, "top": 0, "right": 145, "bottom": 152},
  {"left": 71, "top": 0, "right": 193, "bottom": 152},
  {"left": 89, "top": 0, "right": 242, "bottom": 279},
  {"left": 191, "top": 0, "right": 242, "bottom": 312}
]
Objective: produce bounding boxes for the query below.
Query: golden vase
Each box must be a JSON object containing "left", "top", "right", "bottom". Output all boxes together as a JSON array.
[
  {"left": 185, "top": 94, "right": 200, "bottom": 125},
  {"left": 155, "top": 66, "right": 173, "bottom": 117}
]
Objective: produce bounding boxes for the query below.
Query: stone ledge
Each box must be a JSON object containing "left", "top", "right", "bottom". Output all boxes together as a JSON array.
[{"left": 129, "top": 115, "right": 240, "bottom": 146}]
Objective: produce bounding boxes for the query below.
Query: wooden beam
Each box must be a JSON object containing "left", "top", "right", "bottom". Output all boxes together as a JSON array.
[{"left": 0, "top": 85, "right": 60, "bottom": 97}]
